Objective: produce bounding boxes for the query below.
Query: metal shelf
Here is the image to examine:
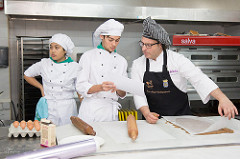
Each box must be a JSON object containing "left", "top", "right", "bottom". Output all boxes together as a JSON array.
[{"left": 17, "top": 37, "right": 50, "bottom": 120}]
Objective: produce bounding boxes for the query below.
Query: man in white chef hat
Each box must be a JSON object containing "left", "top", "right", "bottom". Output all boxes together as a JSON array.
[
  {"left": 131, "top": 17, "right": 238, "bottom": 124},
  {"left": 24, "top": 33, "right": 80, "bottom": 126},
  {"left": 76, "top": 19, "right": 128, "bottom": 122}
]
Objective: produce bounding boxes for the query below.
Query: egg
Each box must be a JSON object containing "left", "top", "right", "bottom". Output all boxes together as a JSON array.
[
  {"left": 27, "top": 120, "right": 34, "bottom": 130},
  {"left": 13, "top": 121, "right": 19, "bottom": 128},
  {"left": 34, "top": 120, "right": 41, "bottom": 131},
  {"left": 20, "top": 120, "right": 26, "bottom": 130}
]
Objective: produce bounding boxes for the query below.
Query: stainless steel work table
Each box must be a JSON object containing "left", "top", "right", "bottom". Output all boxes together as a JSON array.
[{"left": 0, "top": 127, "right": 41, "bottom": 158}]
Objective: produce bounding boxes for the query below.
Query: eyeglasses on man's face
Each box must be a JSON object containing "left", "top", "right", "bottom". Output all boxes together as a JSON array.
[{"left": 138, "top": 41, "right": 159, "bottom": 49}]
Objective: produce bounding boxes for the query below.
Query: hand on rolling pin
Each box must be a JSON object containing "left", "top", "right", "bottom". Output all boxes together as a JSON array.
[
  {"left": 127, "top": 114, "right": 138, "bottom": 141},
  {"left": 102, "top": 81, "right": 117, "bottom": 93}
]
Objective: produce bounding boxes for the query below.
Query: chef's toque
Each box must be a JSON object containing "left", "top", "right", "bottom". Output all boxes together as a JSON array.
[
  {"left": 49, "top": 33, "right": 75, "bottom": 56},
  {"left": 93, "top": 19, "right": 124, "bottom": 47},
  {"left": 142, "top": 17, "right": 171, "bottom": 47}
]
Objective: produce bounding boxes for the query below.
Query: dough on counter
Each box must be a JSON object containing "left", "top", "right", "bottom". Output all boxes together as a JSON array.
[
  {"left": 197, "top": 128, "right": 234, "bottom": 135},
  {"left": 165, "top": 120, "right": 234, "bottom": 135}
]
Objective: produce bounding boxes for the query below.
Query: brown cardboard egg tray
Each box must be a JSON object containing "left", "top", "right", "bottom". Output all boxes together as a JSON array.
[{"left": 8, "top": 123, "right": 41, "bottom": 138}]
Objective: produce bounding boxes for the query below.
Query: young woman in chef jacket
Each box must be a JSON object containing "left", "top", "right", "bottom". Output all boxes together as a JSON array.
[{"left": 24, "top": 33, "right": 80, "bottom": 126}]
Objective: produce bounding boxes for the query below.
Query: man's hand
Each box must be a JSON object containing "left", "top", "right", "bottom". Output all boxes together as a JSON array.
[
  {"left": 210, "top": 88, "right": 238, "bottom": 119},
  {"left": 87, "top": 82, "right": 117, "bottom": 94},
  {"left": 144, "top": 112, "right": 159, "bottom": 124},
  {"left": 102, "top": 81, "right": 116, "bottom": 92},
  {"left": 140, "top": 106, "right": 159, "bottom": 124},
  {"left": 218, "top": 98, "right": 238, "bottom": 119}
]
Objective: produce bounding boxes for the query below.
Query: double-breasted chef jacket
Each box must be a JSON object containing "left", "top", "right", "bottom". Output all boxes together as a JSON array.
[
  {"left": 131, "top": 49, "right": 218, "bottom": 114},
  {"left": 24, "top": 58, "right": 79, "bottom": 126},
  {"left": 76, "top": 47, "right": 128, "bottom": 123}
]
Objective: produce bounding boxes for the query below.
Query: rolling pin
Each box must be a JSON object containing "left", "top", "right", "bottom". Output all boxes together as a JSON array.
[
  {"left": 127, "top": 114, "right": 138, "bottom": 141},
  {"left": 70, "top": 116, "right": 96, "bottom": 136}
]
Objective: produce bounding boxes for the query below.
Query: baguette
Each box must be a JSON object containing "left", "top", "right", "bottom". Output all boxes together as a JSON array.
[
  {"left": 127, "top": 114, "right": 138, "bottom": 141},
  {"left": 70, "top": 116, "right": 96, "bottom": 136}
]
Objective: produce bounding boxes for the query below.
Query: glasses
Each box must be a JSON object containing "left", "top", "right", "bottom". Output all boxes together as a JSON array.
[{"left": 138, "top": 41, "right": 159, "bottom": 49}]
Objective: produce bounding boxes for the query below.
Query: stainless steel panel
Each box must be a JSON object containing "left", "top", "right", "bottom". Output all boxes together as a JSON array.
[
  {"left": 146, "top": 7, "right": 240, "bottom": 22},
  {"left": 5, "top": 0, "right": 142, "bottom": 19},
  {"left": 5, "top": 0, "right": 240, "bottom": 22}
]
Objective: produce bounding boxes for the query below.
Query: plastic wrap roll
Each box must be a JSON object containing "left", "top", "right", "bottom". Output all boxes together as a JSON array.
[{"left": 6, "top": 139, "right": 96, "bottom": 159}]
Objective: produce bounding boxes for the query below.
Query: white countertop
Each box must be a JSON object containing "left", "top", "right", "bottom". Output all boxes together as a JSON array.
[{"left": 56, "top": 116, "right": 240, "bottom": 159}]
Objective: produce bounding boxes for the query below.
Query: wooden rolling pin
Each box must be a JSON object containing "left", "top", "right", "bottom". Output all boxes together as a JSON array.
[
  {"left": 70, "top": 116, "right": 96, "bottom": 136},
  {"left": 127, "top": 114, "right": 138, "bottom": 141}
]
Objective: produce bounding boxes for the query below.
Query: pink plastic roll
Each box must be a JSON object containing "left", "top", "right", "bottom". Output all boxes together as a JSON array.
[{"left": 7, "top": 139, "right": 96, "bottom": 159}]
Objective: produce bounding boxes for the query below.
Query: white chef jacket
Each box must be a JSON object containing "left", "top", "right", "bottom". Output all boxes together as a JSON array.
[
  {"left": 131, "top": 49, "right": 218, "bottom": 110},
  {"left": 24, "top": 58, "right": 80, "bottom": 125},
  {"left": 76, "top": 48, "right": 128, "bottom": 122}
]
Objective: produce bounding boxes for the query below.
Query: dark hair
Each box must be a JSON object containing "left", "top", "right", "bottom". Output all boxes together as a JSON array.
[
  {"left": 162, "top": 44, "right": 166, "bottom": 50},
  {"left": 103, "top": 35, "right": 110, "bottom": 39}
]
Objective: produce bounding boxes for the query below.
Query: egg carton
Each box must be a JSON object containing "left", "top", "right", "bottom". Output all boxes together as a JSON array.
[{"left": 8, "top": 123, "right": 41, "bottom": 138}]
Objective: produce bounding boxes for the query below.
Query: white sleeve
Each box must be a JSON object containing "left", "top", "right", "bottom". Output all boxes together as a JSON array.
[
  {"left": 178, "top": 55, "right": 218, "bottom": 104},
  {"left": 24, "top": 61, "right": 42, "bottom": 77},
  {"left": 118, "top": 59, "right": 128, "bottom": 99},
  {"left": 74, "top": 63, "right": 81, "bottom": 92},
  {"left": 76, "top": 54, "right": 94, "bottom": 98},
  {"left": 131, "top": 60, "right": 149, "bottom": 110}
]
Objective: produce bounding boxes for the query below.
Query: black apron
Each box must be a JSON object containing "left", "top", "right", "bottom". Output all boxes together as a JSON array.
[{"left": 143, "top": 49, "right": 192, "bottom": 117}]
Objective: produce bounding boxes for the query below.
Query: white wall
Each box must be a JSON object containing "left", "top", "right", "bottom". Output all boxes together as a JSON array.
[{"left": 0, "top": 10, "right": 11, "bottom": 120}]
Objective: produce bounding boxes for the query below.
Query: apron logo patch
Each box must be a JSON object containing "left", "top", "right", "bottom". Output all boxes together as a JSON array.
[
  {"left": 163, "top": 79, "right": 168, "bottom": 88},
  {"left": 146, "top": 80, "right": 154, "bottom": 88}
]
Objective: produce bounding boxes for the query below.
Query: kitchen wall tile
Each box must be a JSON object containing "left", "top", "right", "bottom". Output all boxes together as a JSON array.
[
  {"left": 0, "top": 37, "right": 8, "bottom": 46},
  {"left": 0, "top": 17, "right": 8, "bottom": 38},
  {"left": 0, "top": 68, "right": 10, "bottom": 100}
]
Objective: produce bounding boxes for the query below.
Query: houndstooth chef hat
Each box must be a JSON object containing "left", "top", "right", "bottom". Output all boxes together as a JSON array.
[
  {"left": 49, "top": 33, "right": 75, "bottom": 56},
  {"left": 93, "top": 19, "right": 124, "bottom": 47},
  {"left": 142, "top": 17, "right": 171, "bottom": 47}
]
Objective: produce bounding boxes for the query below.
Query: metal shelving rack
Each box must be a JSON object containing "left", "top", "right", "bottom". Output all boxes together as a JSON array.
[{"left": 17, "top": 37, "right": 50, "bottom": 120}]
